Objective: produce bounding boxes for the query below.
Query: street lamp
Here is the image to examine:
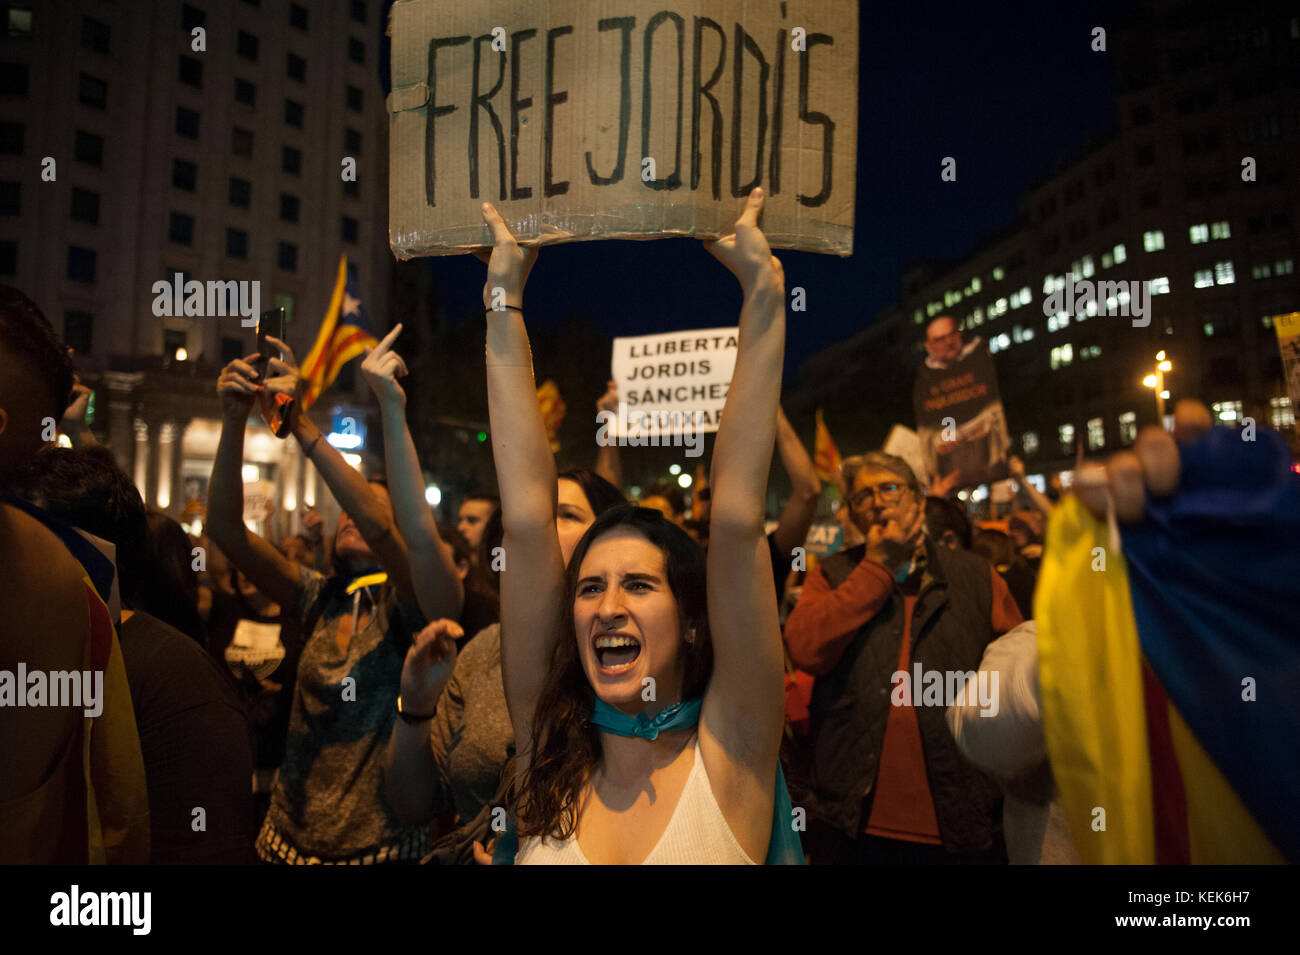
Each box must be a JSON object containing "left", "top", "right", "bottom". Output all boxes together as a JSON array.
[{"left": 1143, "top": 350, "right": 1173, "bottom": 423}]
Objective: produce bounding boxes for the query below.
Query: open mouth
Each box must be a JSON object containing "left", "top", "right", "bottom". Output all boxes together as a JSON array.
[{"left": 593, "top": 632, "right": 642, "bottom": 673}]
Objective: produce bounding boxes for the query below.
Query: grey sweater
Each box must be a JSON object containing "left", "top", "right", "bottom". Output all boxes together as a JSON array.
[{"left": 428, "top": 624, "right": 514, "bottom": 825}]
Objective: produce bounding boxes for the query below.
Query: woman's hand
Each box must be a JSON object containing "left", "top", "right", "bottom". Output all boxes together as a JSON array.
[
  {"left": 361, "top": 324, "right": 409, "bottom": 408},
  {"left": 703, "top": 187, "right": 785, "bottom": 296},
  {"left": 216, "top": 353, "right": 264, "bottom": 421},
  {"left": 261, "top": 335, "right": 302, "bottom": 404},
  {"left": 474, "top": 203, "right": 538, "bottom": 311},
  {"left": 400, "top": 618, "right": 463, "bottom": 715},
  {"left": 596, "top": 379, "right": 619, "bottom": 414}
]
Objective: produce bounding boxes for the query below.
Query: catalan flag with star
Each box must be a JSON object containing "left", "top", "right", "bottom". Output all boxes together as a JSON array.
[{"left": 300, "top": 255, "right": 379, "bottom": 411}]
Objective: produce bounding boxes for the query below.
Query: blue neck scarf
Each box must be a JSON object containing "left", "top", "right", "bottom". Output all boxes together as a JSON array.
[{"left": 493, "top": 698, "right": 804, "bottom": 865}]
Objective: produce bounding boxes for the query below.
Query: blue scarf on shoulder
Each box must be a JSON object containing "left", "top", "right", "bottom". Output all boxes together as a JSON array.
[{"left": 493, "top": 697, "right": 804, "bottom": 864}]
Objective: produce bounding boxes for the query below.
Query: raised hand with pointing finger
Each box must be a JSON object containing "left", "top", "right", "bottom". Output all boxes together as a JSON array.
[{"left": 361, "top": 324, "right": 410, "bottom": 408}]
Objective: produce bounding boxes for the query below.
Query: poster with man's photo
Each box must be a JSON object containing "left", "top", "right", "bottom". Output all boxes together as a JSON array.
[{"left": 913, "top": 337, "right": 1011, "bottom": 489}]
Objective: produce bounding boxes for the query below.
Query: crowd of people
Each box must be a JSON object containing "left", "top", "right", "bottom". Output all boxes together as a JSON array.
[{"left": 2, "top": 190, "right": 1295, "bottom": 865}]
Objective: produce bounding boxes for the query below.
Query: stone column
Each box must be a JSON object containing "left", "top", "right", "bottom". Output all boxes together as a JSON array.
[{"left": 156, "top": 421, "right": 177, "bottom": 512}]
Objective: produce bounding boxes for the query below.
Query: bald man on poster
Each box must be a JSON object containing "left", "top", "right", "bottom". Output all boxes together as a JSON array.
[{"left": 913, "top": 316, "right": 1011, "bottom": 492}]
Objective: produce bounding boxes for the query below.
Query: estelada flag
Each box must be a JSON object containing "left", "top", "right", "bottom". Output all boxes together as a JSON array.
[
  {"left": 1036, "top": 427, "right": 1299, "bottom": 863},
  {"left": 537, "top": 380, "right": 566, "bottom": 453},
  {"left": 300, "top": 255, "right": 379, "bottom": 411},
  {"left": 813, "top": 409, "right": 843, "bottom": 485}
]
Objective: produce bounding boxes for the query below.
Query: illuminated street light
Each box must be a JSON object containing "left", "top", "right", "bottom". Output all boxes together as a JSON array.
[
  {"left": 175, "top": 347, "right": 188, "bottom": 362},
  {"left": 425, "top": 484, "right": 441, "bottom": 507},
  {"left": 669, "top": 464, "right": 682, "bottom": 475},
  {"left": 677, "top": 473, "right": 692, "bottom": 489},
  {"left": 1143, "top": 351, "right": 1173, "bottom": 423}
]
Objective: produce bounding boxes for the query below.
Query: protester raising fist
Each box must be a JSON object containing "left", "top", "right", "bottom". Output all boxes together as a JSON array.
[{"left": 399, "top": 618, "right": 463, "bottom": 717}]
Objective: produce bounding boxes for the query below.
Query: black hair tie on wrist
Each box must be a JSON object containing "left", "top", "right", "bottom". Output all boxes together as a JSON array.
[{"left": 396, "top": 696, "right": 436, "bottom": 723}]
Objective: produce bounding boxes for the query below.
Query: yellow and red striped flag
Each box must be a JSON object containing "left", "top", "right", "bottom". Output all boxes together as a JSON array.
[
  {"left": 813, "top": 409, "right": 843, "bottom": 486},
  {"left": 300, "top": 255, "right": 379, "bottom": 411}
]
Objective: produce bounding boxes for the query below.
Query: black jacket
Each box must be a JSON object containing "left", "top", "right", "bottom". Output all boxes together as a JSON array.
[{"left": 806, "top": 538, "right": 1005, "bottom": 853}]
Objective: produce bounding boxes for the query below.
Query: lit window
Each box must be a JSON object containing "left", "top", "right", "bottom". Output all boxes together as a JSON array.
[
  {"left": 1087, "top": 417, "right": 1105, "bottom": 450},
  {"left": 1203, "top": 322, "right": 1215, "bottom": 336},
  {"left": 991, "top": 297, "right": 1008, "bottom": 317},
  {"left": 1022, "top": 431, "right": 1039, "bottom": 455},
  {"left": 1252, "top": 264, "right": 1272, "bottom": 279},
  {"left": 1210, "top": 220, "right": 1230, "bottom": 239},
  {"left": 1070, "top": 259, "right": 1082, "bottom": 281},
  {"left": 1050, "top": 344, "right": 1073, "bottom": 369},
  {"left": 1189, "top": 223, "right": 1209, "bottom": 244},
  {"left": 1048, "top": 312, "right": 1069, "bottom": 333},
  {"left": 1118, "top": 412, "right": 1137, "bottom": 445},
  {"left": 927, "top": 300, "right": 942, "bottom": 317},
  {"left": 1042, "top": 275, "right": 1055, "bottom": 295},
  {"left": 970, "top": 276, "right": 981, "bottom": 293},
  {"left": 1215, "top": 260, "right": 1235, "bottom": 284},
  {"left": 1113, "top": 243, "right": 1127, "bottom": 263},
  {"left": 945, "top": 289, "right": 960, "bottom": 306},
  {"left": 1270, "top": 397, "right": 1295, "bottom": 429},
  {"left": 913, "top": 308, "right": 922, "bottom": 324},
  {"left": 1118, "top": 287, "right": 1131, "bottom": 310},
  {"left": 7, "top": 8, "right": 33, "bottom": 36},
  {"left": 1143, "top": 230, "right": 1165, "bottom": 252},
  {"left": 1081, "top": 255, "right": 1095, "bottom": 278},
  {"left": 1194, "top": 269, "right": 1214, "bottom": 288},
  {"left": 1102, "top": 251, "right": 1114, "bottom": 269},
  {"left": 1211, "top": 401, "right": 1242, "bottom": 425},
  {"left": 1149, "top": 276, "right": 1170, "bottom": 294},
  {"left": 992, "top": 266, "right": 1005, "bottom": 281},
  {"left": 1277, "top": 258, "right": 1294, "bottom": 275},
  {"left": 971, "top": 307, "right": 983, "bottom": 324},
  {"left": 1058, "top": 423, "right": 1075, "bottom": 455}
]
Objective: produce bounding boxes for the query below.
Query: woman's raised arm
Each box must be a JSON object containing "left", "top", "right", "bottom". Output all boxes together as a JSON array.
[
  {"left": 700, "top": 188, "right": 788, "bottom": 766},
  {"left": 478, "top": 204, "right": 565, "bottom": 759},
  {"left": 361, "top": 324, "right": 464, "bottom": 623}
]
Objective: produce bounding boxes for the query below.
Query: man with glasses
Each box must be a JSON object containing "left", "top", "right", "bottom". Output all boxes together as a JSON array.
[{"left": 785, "top": 452, "right": 1023, "bottom": 864}]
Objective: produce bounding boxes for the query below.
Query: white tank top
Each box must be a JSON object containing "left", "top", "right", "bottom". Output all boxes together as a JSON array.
[{"left": 515, "top": 739, "right": 758, "bottom": 865}]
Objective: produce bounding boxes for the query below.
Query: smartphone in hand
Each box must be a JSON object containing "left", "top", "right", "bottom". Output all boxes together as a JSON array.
[{"left": 256, "top": 307, "right": 294, "bottom": 438}]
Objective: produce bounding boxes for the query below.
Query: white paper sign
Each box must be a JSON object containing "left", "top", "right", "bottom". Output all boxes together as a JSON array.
[{"left": 609, "top": 327, "right": 738, "bottom": 436}]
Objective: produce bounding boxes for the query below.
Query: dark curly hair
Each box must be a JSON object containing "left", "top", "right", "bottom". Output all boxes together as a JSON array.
[{"left": 515, "top": 504, "right": 712, "bottom": 840}]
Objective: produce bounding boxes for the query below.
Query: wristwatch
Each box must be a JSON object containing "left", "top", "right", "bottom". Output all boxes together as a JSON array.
[{"left": 396, "top": 695, "right": 436, "bottom": 724}]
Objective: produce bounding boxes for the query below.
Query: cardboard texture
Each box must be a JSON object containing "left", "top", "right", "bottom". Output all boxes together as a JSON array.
[{"left": 389, "top": 0, "right": 857, "bottom": 257}]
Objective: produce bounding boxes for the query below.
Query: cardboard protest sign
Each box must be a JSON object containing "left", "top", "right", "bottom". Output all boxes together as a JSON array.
[
  {"left": 388, "top": 0, "right": 857, "bottom": 257},
  {"left": 912, "top": 338, "right": 1011, "bottom": 489},
  {"left": 607, "top": 326, "right": 737, "bottom": 435}
]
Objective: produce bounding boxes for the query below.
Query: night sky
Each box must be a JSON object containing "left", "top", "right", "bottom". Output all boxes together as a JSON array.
[{"left": 411, "top": 0, "right": 1138, "bottom": 380}]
